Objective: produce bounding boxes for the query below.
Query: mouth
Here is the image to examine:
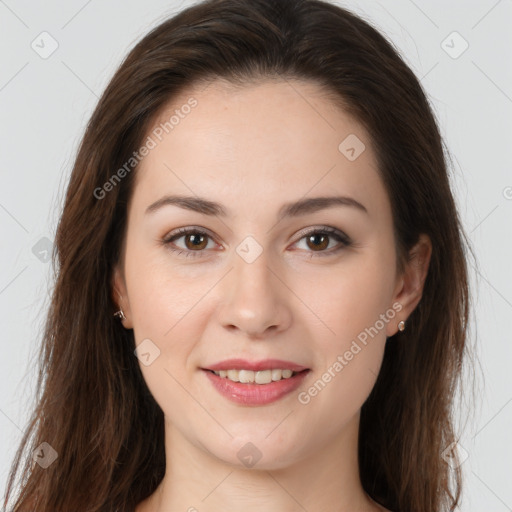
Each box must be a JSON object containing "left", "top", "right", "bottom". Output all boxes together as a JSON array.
[{"left": 201, "top": 359, "right": 311, "bottom": 406}]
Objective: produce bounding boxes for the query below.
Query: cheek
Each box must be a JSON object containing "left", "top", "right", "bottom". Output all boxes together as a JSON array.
[
  {"left": 124, "top": 249, "right": 214, "bottom": 393},
  {"left": 125, "top": 244, "right": 204, "bottom": 337},
  {"left": 125, "top": 255, "right": 210, "bottom": 428},
  {"left": 294, "top": 284, "right": 391, "bottom": 441},
  {"left": 301, "top": 253, "right": 395, "bottom": 345},
  {"left": 295, "top": 249, "right": 395, "bottom": 403}
]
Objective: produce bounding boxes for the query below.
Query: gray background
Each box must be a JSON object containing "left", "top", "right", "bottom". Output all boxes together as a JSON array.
[{"left": 1, "top": 0, "right": 511, "bottom": 510}]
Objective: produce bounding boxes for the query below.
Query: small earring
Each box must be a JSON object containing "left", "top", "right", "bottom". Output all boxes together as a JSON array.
[
  {"left": 114, "top": 308, "right": 126, "bottom": 321},
  {"left": 397, "top": 320, "right": 405, "bottom": 332}
]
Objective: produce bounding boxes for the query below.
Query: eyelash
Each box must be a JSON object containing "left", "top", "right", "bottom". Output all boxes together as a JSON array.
[{"left": 161, "top": 226, "right": 352, "bottom": 259}]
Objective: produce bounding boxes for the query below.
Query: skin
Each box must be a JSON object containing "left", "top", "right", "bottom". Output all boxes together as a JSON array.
[{"left": 112, "top": 78, "right": 431, "bottom": 512}]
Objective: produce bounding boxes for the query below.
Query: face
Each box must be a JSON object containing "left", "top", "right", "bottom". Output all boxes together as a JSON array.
[{"left": 113, "top": 78, "right": 426, "bottom": 470}]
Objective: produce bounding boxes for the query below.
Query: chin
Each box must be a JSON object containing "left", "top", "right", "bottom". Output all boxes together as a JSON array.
[{"left": 201, "top": 435, "right": 303, "bottom": 471}]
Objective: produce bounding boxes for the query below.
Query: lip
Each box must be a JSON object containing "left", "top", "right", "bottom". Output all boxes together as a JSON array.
[
  {"left": 202, "top": 367, "right": 310, "bottom": 406},
  {"left": 203, "top": 358, "right": 309, "bottom": 372}
]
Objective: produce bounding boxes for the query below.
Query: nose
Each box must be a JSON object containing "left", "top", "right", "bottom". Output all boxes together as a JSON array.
[{"left": 216, "top": 249, "right": 292, "bottom": 339}]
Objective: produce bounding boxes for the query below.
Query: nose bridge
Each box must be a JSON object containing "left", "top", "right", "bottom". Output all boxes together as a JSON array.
[{"left": 218, "top": 239, "right": 291, "bottom": 336}]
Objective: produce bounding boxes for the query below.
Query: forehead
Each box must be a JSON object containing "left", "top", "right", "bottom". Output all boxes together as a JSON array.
[{"left": 130, "top": 78, "right": 388, "bottom": 219}]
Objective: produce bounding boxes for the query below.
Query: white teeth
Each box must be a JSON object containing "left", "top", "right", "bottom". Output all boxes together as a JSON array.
[
  {"left": 212, "top": 368, "right": 298, "bottom": 384},
  {"left": 238, "top": 369, "right": 254, "bottom": 383},
  {"left": 255, "top": 369, "right": 271, "bottom": 384},
  {"left": 227, "top": 369, "right": 239, "bottom": 382}
]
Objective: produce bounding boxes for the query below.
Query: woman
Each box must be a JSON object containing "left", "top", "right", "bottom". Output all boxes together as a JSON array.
[{"left": 2, "top": 0, "right": 473, "bottom": 510}]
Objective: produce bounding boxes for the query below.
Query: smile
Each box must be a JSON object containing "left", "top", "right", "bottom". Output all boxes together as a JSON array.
[{"left": 202, "top": 367, "right": 310, "bottom": 406}]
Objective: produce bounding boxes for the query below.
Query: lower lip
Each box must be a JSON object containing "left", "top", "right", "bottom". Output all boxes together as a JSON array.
[{"left": 203, "top": 369, "right": 310, "bottom": 406}]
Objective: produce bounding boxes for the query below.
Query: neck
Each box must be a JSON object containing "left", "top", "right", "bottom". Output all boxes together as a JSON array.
[{"left": 137, "top": 411, "right": 383, "bottom": 512}]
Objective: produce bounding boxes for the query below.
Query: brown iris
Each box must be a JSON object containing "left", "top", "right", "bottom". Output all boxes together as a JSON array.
[
  {"left": 306, "top": 233, "right": 329, "bottom": 251},
  {"left": 184, "top": 233, "right": 208, "bottom": 250}
]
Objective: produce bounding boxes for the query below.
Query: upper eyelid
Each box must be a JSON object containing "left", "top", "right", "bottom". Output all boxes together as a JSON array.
[{"left": 294, "top": 225, "right": 350, "bottom": 241}]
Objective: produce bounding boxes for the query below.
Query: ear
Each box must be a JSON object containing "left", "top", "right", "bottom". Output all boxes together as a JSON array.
[
  {"left": 386, "top": 233, "right": 432, "bottom": 337},
  {"left": 111, "top": 264, "right": 133, "bottom": 329}
]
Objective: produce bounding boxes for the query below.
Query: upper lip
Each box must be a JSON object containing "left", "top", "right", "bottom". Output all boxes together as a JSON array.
[{"left": 203, "top": 358, "right": 309, "bottom": 372}]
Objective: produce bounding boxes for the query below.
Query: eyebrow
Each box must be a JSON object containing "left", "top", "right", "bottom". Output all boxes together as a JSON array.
[{"left": 145, "top": 194, "right": 368, "bottom": 219}]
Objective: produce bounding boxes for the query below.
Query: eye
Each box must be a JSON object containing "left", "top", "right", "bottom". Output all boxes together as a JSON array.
[
  {"left": 291, "top": 226, "right": 352, "bottom": 257},
  {"left": 162, "top": 227, "right": 218, "bottom": 258}
]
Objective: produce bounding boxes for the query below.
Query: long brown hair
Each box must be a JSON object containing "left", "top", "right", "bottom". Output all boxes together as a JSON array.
[{"left": 3, "top": 0, "right": 475, "bottom": 510}]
